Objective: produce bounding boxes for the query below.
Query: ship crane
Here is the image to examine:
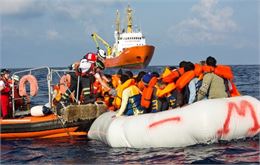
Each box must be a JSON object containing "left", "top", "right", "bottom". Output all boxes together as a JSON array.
[{"left": 91, "top": 32, "right": 112, "bottom": 57}]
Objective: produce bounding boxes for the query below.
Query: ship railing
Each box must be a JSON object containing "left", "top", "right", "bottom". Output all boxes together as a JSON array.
[
  {"left": 11, "top": 66, "right": 51, "bottom": 118},
  {"left": 50, "top": 69, "right": 81, "bottom": 106}
]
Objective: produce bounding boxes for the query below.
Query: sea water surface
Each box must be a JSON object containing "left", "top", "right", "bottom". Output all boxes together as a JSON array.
[{"left": 1, "top": 65, "right": 260, "bottom": 164}]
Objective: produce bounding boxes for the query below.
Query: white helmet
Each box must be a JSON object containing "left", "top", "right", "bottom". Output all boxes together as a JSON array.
[
  {"left": 79, "top": 59, "right": 91, "bottom": 73},
  {"left": 12, "top": 75, "right": 20, "bottom": 81},
  {"left": 97, "top": 49, "right": 106, "bottom": 60}
]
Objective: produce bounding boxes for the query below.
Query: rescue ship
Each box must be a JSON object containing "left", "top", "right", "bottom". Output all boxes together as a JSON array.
[{"left": 91, "top": 5, "right": 155, "bottom": 69}]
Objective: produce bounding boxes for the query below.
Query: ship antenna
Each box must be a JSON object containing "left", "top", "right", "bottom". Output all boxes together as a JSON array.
[
  {"left": 126, "top": 5, "right": 133, "bottom": 33},
  {"left": 115, "top": 10, "right": 120, "bottom": 32}
]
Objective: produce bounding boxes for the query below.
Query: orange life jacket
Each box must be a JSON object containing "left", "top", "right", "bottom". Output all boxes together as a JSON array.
[
  {"left": 103, "top": 95, "right": 114, "bottom": 111},
  {"left": 230, "top": 80, "right": 240, "bottom": 97},
  {"left": 141, "top": 77, "right": 158, "bottom": 109},
  {"left": 176, "top": 70, "right": 196, "bottom": 91},
  {"left": 202, "top": 65, "right": 240, "bottom": 97},
  {"left": 113, "top": 79, "right": 135, "bottom": 109},
  {"left": 162, "top": 67, "right": 185, "bottom": 83},
  {"left": 194, "top": 64, "right": 203, "bottom": 77},
  {"left": 215, "top": 65, "right": 239, "bottom": 96},
  {"left": 214, "top": 65, "right": 234, "bottom": 80},
  {"left": 112, "top": 75, "right": 120, "bottom": 88},
  {"left": 202, "top": 65, "right": 215, "bottom": 73},
  {"left": 137, "top": 80, "right": 145, "bottom": 92},
  {"left": 156, "top": 82, "right": 176, "bottom": 98},
  {"left": 202, "top": 65, "right": 234, "bottom": 80},
  {"left": 52, "top": 85, "right": 62, "bottom": 102}
]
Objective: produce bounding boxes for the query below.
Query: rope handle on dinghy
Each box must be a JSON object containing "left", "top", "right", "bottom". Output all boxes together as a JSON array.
[{"left": 52, "top": 102, "right": 74, "bottom": 139}]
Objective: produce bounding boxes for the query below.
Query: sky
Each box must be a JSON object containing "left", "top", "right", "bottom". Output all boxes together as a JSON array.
[{"left": 0, "top": 0, "right": 259, "bottom": 68}]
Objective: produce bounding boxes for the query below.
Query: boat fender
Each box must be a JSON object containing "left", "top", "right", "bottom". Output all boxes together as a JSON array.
[
  {"left": 19, "top": 75, "right": 38, "bottom": 97},
  {"left": 30, "top": 105, "right": 44, "bottom": 116},
  {"left": 31, "top": 105, "right": 52, "bottom": 116}
]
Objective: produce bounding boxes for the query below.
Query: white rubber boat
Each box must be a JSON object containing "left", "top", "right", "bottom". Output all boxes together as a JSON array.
[{"left": 88, "top": 96, "right": 260, "bottom": 148}]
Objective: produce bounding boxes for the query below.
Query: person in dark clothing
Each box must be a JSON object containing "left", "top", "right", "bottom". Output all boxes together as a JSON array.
[
  {"left": 125, "top": 70, "right": 134, "bottom": 79},
  {"left": 135, "top": 71, "right": 146, "bottom": 83},
  {"left": 57, "top": 53, "right": 97, "bottom": 111},
  {"left": 152, "top": 71, "right": 160, "bottom": 78},
  {"left": 179, "top": 61, "right": 188, "bottom": 68}
]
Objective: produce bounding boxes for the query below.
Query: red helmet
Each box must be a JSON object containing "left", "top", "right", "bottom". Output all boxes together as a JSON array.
[{"left": 83, "top": 52, "right": 97, "bottom": 63}]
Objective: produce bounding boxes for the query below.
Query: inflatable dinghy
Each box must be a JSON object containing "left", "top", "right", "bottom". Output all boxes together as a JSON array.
[{"left": 88, "top": 96, "right": 260, "bottom": 148}]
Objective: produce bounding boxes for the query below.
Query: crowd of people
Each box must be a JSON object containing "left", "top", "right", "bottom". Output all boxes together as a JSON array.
[
  {"left": 53, "top": 51, "right": 240, "bottom": 117},
  {"left": 1, "top": 49, "right": 240, "bottom": 119}
]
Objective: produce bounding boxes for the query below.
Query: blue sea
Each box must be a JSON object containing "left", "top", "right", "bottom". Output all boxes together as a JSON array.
[{"left": 1, "top": 65, "right": 260, "bottom": 164}]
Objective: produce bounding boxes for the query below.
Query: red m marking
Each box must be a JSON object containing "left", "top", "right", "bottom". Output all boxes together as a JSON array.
[{"left": 218, "top": 100, "right": 260, "bottom": 136}]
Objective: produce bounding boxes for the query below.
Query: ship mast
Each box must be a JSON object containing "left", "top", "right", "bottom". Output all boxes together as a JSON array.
[
  {"left": 126, "top": 5, "right": 133, "bottom": 33},
  {"left": 115, "top": 10, "right": 120, "bottom": 33}
]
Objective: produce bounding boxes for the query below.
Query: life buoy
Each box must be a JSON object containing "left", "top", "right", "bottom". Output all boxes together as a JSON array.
[
  {"left": 113, "top": 79, "right": 135, "bottom": 109},
  {"left": 162, "top": 68, "right": 184, "bottom": 83},
  {"left": 176, "top": 70, "right": 196, "bottom": 90},
  {"left": 19, "top": 75, "right": 38, "bottom": 97},
  {"left": 141, "top": 77, "right": 158, "bottom": 109},
  {"left": 59, "top": 74, "right": 71, "bottom": 94}
]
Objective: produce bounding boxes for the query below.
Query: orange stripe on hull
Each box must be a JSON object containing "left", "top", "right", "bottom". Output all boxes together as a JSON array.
[
  {"left": 0, "top": 127, "right": 84, "bottom": 139},
  {"left": 0, "top": 114, "right": 57, "bottom": 125},
  {"left": 105, "top": 45, "right": 155, "bottom": 69}
]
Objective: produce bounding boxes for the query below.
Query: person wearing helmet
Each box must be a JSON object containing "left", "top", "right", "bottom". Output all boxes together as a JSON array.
[
  {"left": 57, "top": 53, "right": 97, "bottom": 110},
  {"left": 0, "top": 69, "right": 11, "bottom": 118},
  {"left": 83, "top": 52, "right": 97, "bottom": 63},
  {"left": 97, "top": 49, "right": 106, "bottom": 62}
]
